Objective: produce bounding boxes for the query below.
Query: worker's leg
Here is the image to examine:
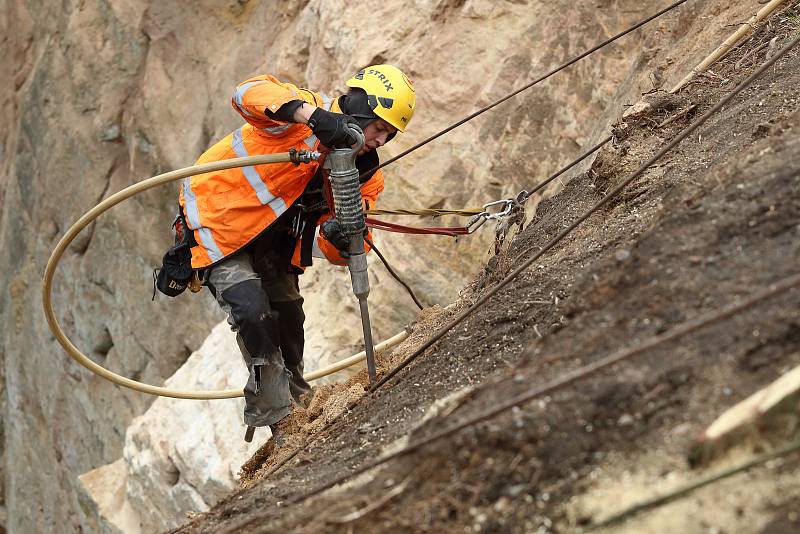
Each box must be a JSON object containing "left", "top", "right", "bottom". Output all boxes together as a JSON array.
[
  {"left": 206, "top": 252, "right": 292, "bottom": 428},
  {"left": 254, "top": 253, "right": 313, "bottom": 405},
  {"left": 271, "top": 297, "right": 312, "bottom": 404}
]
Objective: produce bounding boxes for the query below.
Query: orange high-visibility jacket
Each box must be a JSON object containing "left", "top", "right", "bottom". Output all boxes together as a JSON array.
[{"left": 179, "top": 75, "right": 384, "bottom": 269}]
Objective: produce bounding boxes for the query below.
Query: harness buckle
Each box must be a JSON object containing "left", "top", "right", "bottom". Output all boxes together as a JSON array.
[{"left": 290, "top": 208, "right": 307, "bottom": 239}]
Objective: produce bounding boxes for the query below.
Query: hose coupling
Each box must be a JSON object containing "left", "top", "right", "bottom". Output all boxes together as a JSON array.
[{"left": 289, "top": 148, "right": 322, "bottom": 165}]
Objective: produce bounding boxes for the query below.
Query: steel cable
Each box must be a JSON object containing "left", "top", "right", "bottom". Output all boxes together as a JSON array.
[
  {"left": 238, "top": 271, "right": 800, "bottom": 522},
  {"left": 588, "top": 439, "right": 800, "bottom": 529},
  {"left": 364, "top": 236, "right": 425, "bottom": 310},
  {"left": 370, "top": 32, "right": 800, "bottom": 392},
  {"left": 232, "top": 0, "right": 707, "bottom": 493},
  {"left": 360, "top": 0, "right": 691, "bottom": 179},
  {"left": 523, "top": 135, "right": 612, "bottom": 201},
  {"left": 220, "top": 35, "right": 800, "bottom": 528},
  {"left": 360, "top": 134, "right": 612, "bottom": 309}
]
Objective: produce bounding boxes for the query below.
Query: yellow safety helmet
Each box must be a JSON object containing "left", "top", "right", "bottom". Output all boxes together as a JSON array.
[{"left": 346, "top": 64, "right": 416, "bottom": 132}]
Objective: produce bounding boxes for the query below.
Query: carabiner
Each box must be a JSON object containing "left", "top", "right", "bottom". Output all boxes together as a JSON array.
[
  {"left": 482, "top": 199, "right": 514, "bottom": 221},
  {"left": 466, "top": 212, "right": 489, "bottom": 234}
]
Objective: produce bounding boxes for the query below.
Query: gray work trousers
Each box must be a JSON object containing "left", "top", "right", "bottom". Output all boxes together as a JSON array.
[{"left": 206, "top": 246, "right": 311, "bottom": 427}]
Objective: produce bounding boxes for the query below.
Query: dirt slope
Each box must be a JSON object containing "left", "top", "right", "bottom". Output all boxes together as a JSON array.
[{"left": 173, "top": 6, "right": 800, "bottom": 533}]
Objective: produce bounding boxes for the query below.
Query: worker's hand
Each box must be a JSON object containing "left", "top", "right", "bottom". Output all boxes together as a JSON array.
[
  {"left": 321, "top": 219, "right": 350, "bottom": 255},
  {"left": 307, "top": 108, "right": 359, "bottom": 149}
]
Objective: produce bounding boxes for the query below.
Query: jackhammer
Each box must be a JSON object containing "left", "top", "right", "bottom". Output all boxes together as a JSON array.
[{"left": 325, "top": 125, "right": 378, "bottom": 383}]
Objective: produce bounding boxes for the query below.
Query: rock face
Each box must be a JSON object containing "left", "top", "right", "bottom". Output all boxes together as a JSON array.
[
  {"left": 78, "top": 322, "right": 262, "bottom": 533},
  {"left": 0, "top": 0, "right": 756, "bottom": 531}
]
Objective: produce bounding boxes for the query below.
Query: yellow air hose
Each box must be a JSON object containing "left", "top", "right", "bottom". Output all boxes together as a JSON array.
[{"left": 42, "top": 153, "right": 409, "bottom": 400}]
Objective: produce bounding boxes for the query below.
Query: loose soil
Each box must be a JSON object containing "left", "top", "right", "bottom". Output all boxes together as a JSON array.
[{"left": 172, "top": 7, "right": 800, "bottom": 533}]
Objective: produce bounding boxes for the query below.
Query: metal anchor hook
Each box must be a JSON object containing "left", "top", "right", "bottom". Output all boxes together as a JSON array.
[
  {"left": 466, "top": 197, "right": 517, "bottom": 234},
  {"left": 493, "top": 193, "right": 529, "bottom": 254},
  {"left": 466, "top": 191, "right": 530, "bottom": 245}
]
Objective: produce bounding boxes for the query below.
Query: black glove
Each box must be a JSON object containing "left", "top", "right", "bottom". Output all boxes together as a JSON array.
[
  {"left": 307, "top": 108, "right": 359, "bottom": 149},
  {"left": 321, "top": 219, "right": 350, "bottom": 254}
]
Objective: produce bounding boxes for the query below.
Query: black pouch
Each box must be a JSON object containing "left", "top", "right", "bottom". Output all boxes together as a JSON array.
[{"left": 154, "top": 212, "right": 194, "bottom": 298}]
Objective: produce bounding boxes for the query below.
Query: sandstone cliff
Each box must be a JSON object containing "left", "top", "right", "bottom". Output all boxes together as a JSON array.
[{"left": 0, "top": 0, "right": 758, "bottom": 531}]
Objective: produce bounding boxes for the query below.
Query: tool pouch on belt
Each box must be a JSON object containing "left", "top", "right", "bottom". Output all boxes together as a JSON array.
[
  {"left": 293, "top": 168, "right": 329, "bottom": 268},
  {"left": 154, "top": 211, "right": 194, "bottom": 298}
]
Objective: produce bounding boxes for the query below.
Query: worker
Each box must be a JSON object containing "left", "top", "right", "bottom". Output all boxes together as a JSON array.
[{"left": 172, "top": 65, "right": 416, "bottom": 443}]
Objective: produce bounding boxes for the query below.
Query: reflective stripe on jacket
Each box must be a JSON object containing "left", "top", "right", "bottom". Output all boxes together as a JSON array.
[{"left": 179, "top": 75, "right": 384, "bottom": 269}]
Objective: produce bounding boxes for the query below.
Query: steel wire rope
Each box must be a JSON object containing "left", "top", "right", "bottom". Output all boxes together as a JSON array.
[
  {"left": 359, "top": 2, "right": 686, "bottom": 240},
  {"left": 359, "top": 0, "right": 691, "bottom": 179},
  {"left": 364, "top": 236, "right": 425, "bottom": 310},
  {"left": 588, "top": 439, "right": 800, "bottom": 529},
  {"left": 226, "top": 271, "right": 800, "bottom": 526},
  {"left": 42, "top": 152, "right": 409, "bottom": 400},
  {"left": 365, "top": 0, "right": 790, "bottom": 218},
  {"left": 369, "top": 31, "right": 800, "bottom": 392},
  {"left": 234, "top": 2, "right": 717, "bottom": 486},
  {"left": 358, "top": 135, "right": 612, "bottom": 328},
  {"left": 220, "top": 6, "right": 797, "bottom": 510},
  {"left": 235, "top": 133, "right": 621, "bottom": 488},
  {"left": 522, "top": 135, "right": 612, "bottom": 201}
]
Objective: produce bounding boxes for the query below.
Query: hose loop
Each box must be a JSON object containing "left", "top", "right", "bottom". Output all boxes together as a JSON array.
[{"left": 42, "top": 151, "right": 408, "bottom": 400}]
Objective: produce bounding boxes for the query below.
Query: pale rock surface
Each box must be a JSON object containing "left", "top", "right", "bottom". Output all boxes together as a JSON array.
[
  {"left": 76, "top": 459, "right": 138, "bottom": 534},
  {"left": 79, "top": 321, "right": 262, "bottom": 533},
  {"left": 0, "top": 0, "right": 759, "bottom": 530}
]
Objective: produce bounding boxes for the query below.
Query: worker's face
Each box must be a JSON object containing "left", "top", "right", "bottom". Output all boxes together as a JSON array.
[{"left": 359, "top": 118, "right": 397, "bottom": 155}]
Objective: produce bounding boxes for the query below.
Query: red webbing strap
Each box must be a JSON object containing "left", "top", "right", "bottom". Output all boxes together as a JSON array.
[{"left": 365, "top": 217, "right": 469, "bottom": 237}]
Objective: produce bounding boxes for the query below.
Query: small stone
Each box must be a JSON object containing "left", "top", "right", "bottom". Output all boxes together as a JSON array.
[
  {"left": 622, "top": 101, "right": 652, "bottom": 119},
  {"left": 672, "top": 423, "right": 691, "bottom": 436},
  {"left": 494, "top": 497, "right": 511, "bottom": 513},
  {"left": 506, "top": 484, "right": 527, "bottom": 497},
  {"left": 617, "top": 414, "right": 634, "bottom": 426},
  {"left": 99, "top": 124, "right": 121, "bottom": 142},
  {"left": 615, "top": 249, "right": 631, "bottom": 262},
  {"left": 138, "top": 135, "right": 153, "bottom": 153}
]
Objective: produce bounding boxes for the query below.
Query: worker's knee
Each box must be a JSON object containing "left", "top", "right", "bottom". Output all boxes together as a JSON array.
[
  {"left": 272, "top": 299, "right": 305, "bottom": 327},
  {"left": 221, "top": 279, "right": 274, "bottom": 329}
]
